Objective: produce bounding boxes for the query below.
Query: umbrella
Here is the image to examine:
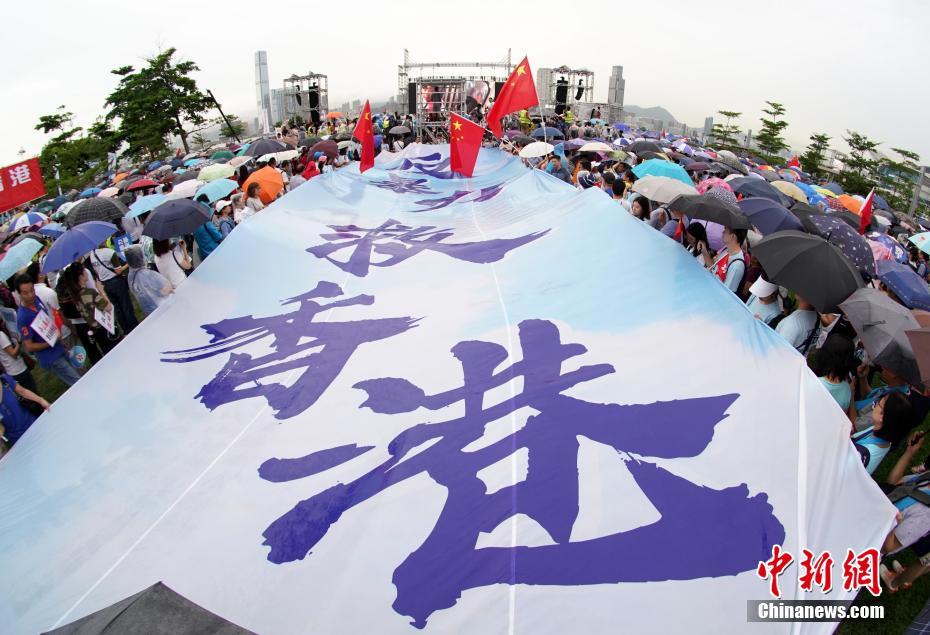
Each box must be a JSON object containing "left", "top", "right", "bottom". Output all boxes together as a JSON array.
[
  {"left": 389, "top": 126, "right": 411, "bottom": 135},
  {"left": 128, "top": 194, "right": 167, "bottom": 219},
  {"left": 173, "top": 170, "right": 201, "bottom": 184},
  {"left": 45, "top": 581, "right": 255, "bottom": 635},
  {"left": 211, "top": 150, "right": 234, "bottom": 160},
  {"left": 241, "top": 167, "right": 284, "bottom": 205},
  {"left": 10, "top": 211, "right": 49, "bottom": 232},
  {"left": 632, "top": 160, "right": 692, "bottom": 186},
  {"left": 50, "top": 195, "right": 68, "bottom": 211},
  {"left": 822, "top": 182, "right": 844, "bottom": 195},
  {"left": 41, "top": 221, "right": 118, "bottom": 273},
  {"left": 805, "top": 215, "right": 876, "bottom": 276},
  {"left": 98, "top": 187, "right": 120, "bottom": 198},
  {"left": 258, "top": 150, "right": 299, "bottom": 164},
  {"left": 196, "top": 179, "right": 239, "bottom": 204},
  {"left": 837, "top": 194, "right": 862, "bottom": 213},
  {"left": 668, "top": 194, "right": 750, "bottom": 229},
  {"left": 638, "top": 151, "right": 669, "bottom": 162},
  {"left": 197, "top": 164, "right": 237, "bottom": 182},
  {"left": 0, "top": 238, "right": 43, "bottom": 280},
  {"left": 909, "top": 232, "right": 930, "bottom": 256},
  {"left": 299, "top": 136, "right": 323, "bottom": 148},
  {"left": 578, "top": 142, "right": 613, "bottom": 153},
  {"left": 868, "top": 231, "right": 909, "bottom": 264},
  {"left": 628, "top": 140, "right": 662, "bottom": 154},
  {"left": 905, "top": 328, "right": 930, "bottom": 387},
  {"left": 228, "top": 156, "right": 253, "bottom": 169},
  {"left": 872, "top": 193, "right": 890, "bottom": 210},
  {"left": 715, "top": 150, "right": 748, "bottom": 175},
  {"left": 840, "top": 288, "right": 920, "bottom": 386},
  {"left": 167, "top": 179, "right": 202, "bottom": 199},
  {"left": 630, "top": 176, "right": 697, "bottom": 204},
  {"left": 112, "top": 172, "right": 129, "bottom": 183},
  {"left": 736, "top": 198, "right": 804, "bottom": 236},
  {"left": 695, "top": 178, "right": 732, "bottom": 194},
  {"left": 244, "top": 138, "right": 288, "bottom": 157},
  {"left": 183, "top": 158, "right": 205, "bottom": 168},
  {"left": 143, "top": 200, "right": 213, "bottom": 240},
  {"left": 519, "top": 142, "right": 554, "bottom": 159},
  {"left": 126, "top": 178, "right": 159, "bottom": 192},
  {"left": 10, "top": 231, "right": 44, "bottom": 248},
  {"left": 684, "top": 162, "right": 712, "bottom": 173},
  {"left": 828, "top": 209, "right": 864, "bottom": 230},
  {"left": 38, "top": 222, "right": 67, "bottom": 239},
  {"left": 770, "top": 181, "right": 807, "bottom": 204},
  {"left": 79, "top": 187, "right": 102, "bottom": 198},
  {"left": 512, "top": 135, "right": 535, "bottom": 146},
  {"left": 530, "top": 127, "right": 564, "bottom": 139},
  {"left": 65, "top": 198, "right": 128, "bottom": 227},
  {"left": 326, "top": 111, "right": 344, "bottom": 119},
  {"left": 728, "top": 177, "right": 793, "bottom": 207},
  {"left": 876, "top": 260, "right": 930, "bottom": 311},
  {"left": 169, "top": 159, "right": 184, "bottom": 168},
  {"left": 753, "top": 230, "right": 864, "bottom": 313},
  {"left": 310, "top": 140, "right": 339, "bottom": 160}
]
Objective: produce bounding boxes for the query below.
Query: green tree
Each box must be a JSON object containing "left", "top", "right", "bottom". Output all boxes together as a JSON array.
[
  {"left": 711, "top": 110, "right": 741, "bottom": 149},
  {"left": 190, "top": 131, "right": 210, "bottom": 151},
  {"left": 755, "top": 101, "right": 789, "bottom": 161},
  {"left": 838, "top": 130, "right": 880, "bottom": 195},
  {"left": 219, "top": 114, "right": 245, "bottom": 141},
  {"left": 104, "top": 47, "right": 212, "bottom": 159},
  {"left": 34, "top": 109, "right": 119, "bottom": 192},
  {"left": 877, "top": 148, "right": 921, "bottom": 209},
  {"left": 799, "top": 133, "right": 831, "bottom": 179}
]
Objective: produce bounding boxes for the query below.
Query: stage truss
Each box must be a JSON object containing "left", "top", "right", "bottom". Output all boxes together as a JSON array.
[{"left": 283, "top": 72, "right": 329, "bottom": 125}]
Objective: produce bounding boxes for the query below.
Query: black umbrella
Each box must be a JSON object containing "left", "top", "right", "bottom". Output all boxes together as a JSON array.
[
  {"left": 65, "top": 198, "right": 128, "bottom": 227},
  {"left": 335, "top": 132, "right": 352, "bottom": 142},
  {"left": 684, "top": 161, "right": 711, "bottom": 172},
  {"left": 728, "top": 177, "right": 793, "bottom": 207},
  {"left": 709, "top": 161, "right": 738, "bottom": 175},
  {"left": 828, "top": 209, "right": 865, "bottom": 231},
  {"left": 803, "top": 214, "right": 876, "bottom": 277},
  {"left": 11, "top": 231, "right": 47, "bottom": 247},
  {"left": 389, "top": 125, "right": 411, "bottom": 135},
  {"left": 752, "top": 230, "right": 864, "bottom": 313},
  {"left": 513, "top": 135, "right": 535, "bottom": 146},
  {"left": 737, "top": 198, "right": 804, "bottom": 235},
  {"left": 244, "top": 138, "right": 288, "bottom": 157},
  {"left": 117, "top": 175, "right": 144, "bottom": 192},
  {"left": 299, "top": 136, "right": 322, "bottom": 148},
  {"left": 638, "top": 151, "right": 668, "bottom": 161},
  {"left": 757, "top": 170, "right": 781, "bottom": 182},
  {"left": 44, "top": 581, "right": 256, "bottom": 635},
  {"left": 628, "top": 140, "right": 662, "bottom": 154},
  {"left": 143, "top": 199, "right": 212, "bottom": 239},
  {"left": 669, "top": 194, "right": 750, "bottom": 229},
  {"left": 173, "top": 170, "right": 201, "bottom": 184}
]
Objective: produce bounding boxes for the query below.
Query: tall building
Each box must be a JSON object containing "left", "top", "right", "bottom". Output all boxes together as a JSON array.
[
  {"left": 270, "top": 88, "right": 286, "bottom": 126},
  {"left": 607, "top": 66, "right": 625, "bottom": 121},
  {"left": 254, "top": 51, "right": 272, "bottom": 134},
  {"left": 703, "top": 116, "right": 714, "bottom": 137}
]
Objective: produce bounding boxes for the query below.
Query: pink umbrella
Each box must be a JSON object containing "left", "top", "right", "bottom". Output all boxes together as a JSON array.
[{"left": 696, "top": 178, "right": 733, "bottom": 194}]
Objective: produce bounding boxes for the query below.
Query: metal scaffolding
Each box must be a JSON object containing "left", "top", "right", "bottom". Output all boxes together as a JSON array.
[
  {"left": 283, "top": 72, "right": 329, "bottom": 125},
  {"left": 537, "top": 65, "right": 595, "bottom": 116}
]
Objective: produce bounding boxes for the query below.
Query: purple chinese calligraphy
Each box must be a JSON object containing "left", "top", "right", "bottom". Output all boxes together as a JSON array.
[
  {"left": 260, "top": 319, "right": 784, "bottom": 627},
  {"left": 406, "top": 184, "right": 503, "bottom": 213},
  {"left": 306, "top": 219, "right": 548, "bottom": 277},
  {"left": 161, "top": 281, "right": 418, "bottom": 419},
  {"left": 370, "top": 174, "right": 437, "bottom": 195},
  {"left": 393, "top": 153, "right": 455, "bottom": 179}
]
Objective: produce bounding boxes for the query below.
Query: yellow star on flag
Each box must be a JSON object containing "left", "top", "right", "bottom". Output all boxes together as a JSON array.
[
  {"left": 515, "top": 65, "right": 526, "bottom": 75},
  {"left": 453, "top": 121, "right": 462, "bottom": 130},
  {"left": 365, "top": 112, "right": 370, "bottom": 120}
]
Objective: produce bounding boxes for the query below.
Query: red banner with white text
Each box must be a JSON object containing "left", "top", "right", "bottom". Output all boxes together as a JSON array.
[{"left": 0, "top": 158, "right": 46, "bottom": 213}]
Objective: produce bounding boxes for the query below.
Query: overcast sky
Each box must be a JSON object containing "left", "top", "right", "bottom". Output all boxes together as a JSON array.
[{"left": 4, "top": 0, "right": 929, "bottom": 165}]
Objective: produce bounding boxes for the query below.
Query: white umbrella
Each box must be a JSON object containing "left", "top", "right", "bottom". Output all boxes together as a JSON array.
[
  {"left": 198, "top": 164, "right": 236, "bottom": 182},
  {"left": 228, "top": 156, "right": 253, "bottom": 168},
  {"left": 258, "top": 150, "right": 299, "bottom": 163},
  {"left": 167, "top": 179, "right": 202, "bottom": 200},
  {"left": 97, "top": 187, "right": 120, "bottom": 198},
  {"left": 337, "top": 140, "right": 354, "bottom": 150},
  {"left": 519, "top": 142, "right": 554, "bottom": 159},
  {"left": 579, "top": 142, "right": 613, "bottom": 153},
  {"left": 631, "top": 176, "right": 698, "bottom": 204}
]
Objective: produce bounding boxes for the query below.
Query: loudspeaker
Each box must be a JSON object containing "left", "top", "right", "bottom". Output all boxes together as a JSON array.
[
  {"left": 554, "top": 79, "right": 569, "bottom": 115},
  {"left": 308, "top": 87, "right": 319, "bottom": 109},
  {"left": 310, "top": 109, "right": 320, "bottom": 125},
  {"left": 407, "top": 82, "right": 417, "bottom": 114},
  {"left": 494, "top": 81, "right": 505, "bottom": 99},
  {"left": 295, "top": 92, "right": 302, "bottom": 106},
  {"left": 575, "top": 80, "right": 584, "bottom": 101}
]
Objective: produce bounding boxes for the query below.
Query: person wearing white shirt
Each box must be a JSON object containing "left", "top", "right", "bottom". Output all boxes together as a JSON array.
[
  {"left": 776, "top": 295, "right": 819, "bottom": 353},
  {"left": 90, "top": 245, "right": 138, "bottom": 334}
]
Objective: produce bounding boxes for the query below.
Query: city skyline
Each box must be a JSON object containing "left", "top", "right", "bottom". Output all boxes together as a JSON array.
[{"left": 4, "top": 0, "right": 929, "bottom": 164}]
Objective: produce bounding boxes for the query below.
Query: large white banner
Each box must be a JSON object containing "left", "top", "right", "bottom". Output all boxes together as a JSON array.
[{"left": 0, "top": 146, "right": 895, "bottom": 634}]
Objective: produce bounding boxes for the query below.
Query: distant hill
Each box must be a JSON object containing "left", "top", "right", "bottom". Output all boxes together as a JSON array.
[{"left": 623, "top": 105, "right": 679, "bottom": 124}]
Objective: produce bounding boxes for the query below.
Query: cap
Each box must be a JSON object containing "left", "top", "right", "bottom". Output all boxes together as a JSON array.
[
  {"left": 216, "top": 200, "right": 232, "bottom": 213},
  {"left": 749, "top": 277, "right": 779, "bottom": 298}
]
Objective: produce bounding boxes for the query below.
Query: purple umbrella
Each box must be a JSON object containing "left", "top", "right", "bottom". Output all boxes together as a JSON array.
[
  {"left": 877, "top": 260, "right": 930, "bottom": 311},
  {"left": 737, "top": 198, "right": 805, "bottom": 236},
  {"left": 504, "top": 129, "right": 522, "bottom": 139},
  {"left": 808, "top": 215, "right": 876, "bottom": 277}
]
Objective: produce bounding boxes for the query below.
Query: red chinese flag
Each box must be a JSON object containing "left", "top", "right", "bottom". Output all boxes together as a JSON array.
[
  {"left": 353, "top": 100, "right": 375, "bottom": 173},
  {"left": 0, "top": 158, "right": 46, "bottom": 214},
  {"left": 486, "top": 57, "right": 539, "bottom": 138},
  {"left": 449, "top": 114, "right": 485, "bottom": 177},
  {"left": 858, "top": 189, "right": 874, "bottom": 235}
]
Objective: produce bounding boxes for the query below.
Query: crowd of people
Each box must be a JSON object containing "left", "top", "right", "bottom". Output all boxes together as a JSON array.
[{"left": 1, "top": 107, "right": 930, "bottom": 605}]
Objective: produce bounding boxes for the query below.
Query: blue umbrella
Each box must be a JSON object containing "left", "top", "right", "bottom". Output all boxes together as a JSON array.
[
  {"left": 184, "top": 158, "right": 205, "bottom": 167},
  {"left": 195, "top": 179, "right": 238, "bottom": 204},
  {"left": 128, "top": 194, "right": 167, "bottom": 218},
  {"left": 530, "top": 127, "right": 564, "bottom": 139},
  {"left": 808, "top": 215, "right": 876, "bottom": 277},
  {"left": 51, "top": 195, "right": 68, "bottom": 211},
  {"left": 877, "top": 260, "right": 930, "bottom": 311},
  {"left": 737, "top": 198, "right": 804, "bottom": 236},
  {"left": 0, "top": 238, "right": 44, "bottom": 280},
  {"left": 728, "top": 177, "right": 794, "bottom": 207},
  {"left": 822, "top": 182, "right": 844, "bottom": 195},
  {"left": 169, "top": 158, "right": 184, "bottom": 168},
  {"left": 612, "top": 123, "right": 629, "bottom": 131},
  {"left": 41, "top": 221, "right": 117, "bottom": 273},
  {"left": 632, "top": 159, "right": 692, "bottom": 186},
  {"left": 872, "top": 193, "right": 890, "bottom": 210},
  {"left": 38, "top": 223, "right": 67, "bottom": 239},
  {"left": 79, "top": 187, "right": 102, "bottom": 198},
  {"left": 867, "top": 231, "right": 909, "bottom": 264},
  {"left": 147, "top": 160, "right": 163, "bottom": 171}
]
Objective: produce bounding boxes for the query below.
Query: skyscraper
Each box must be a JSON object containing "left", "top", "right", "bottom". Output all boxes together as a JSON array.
[
  {"left": 270, "top": 88, "right": 286, "bottom": 126},
  {"left": 703, "top": 116, "right": 714, "bottom": 137},
  {"left": 255, "top": 51, "right": 272, "bottom": 134},
  {"left": 607, "top": 66, "right": 625, "bottom": 122}
]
